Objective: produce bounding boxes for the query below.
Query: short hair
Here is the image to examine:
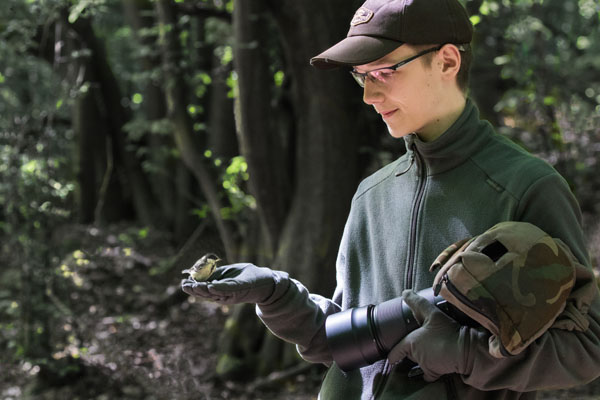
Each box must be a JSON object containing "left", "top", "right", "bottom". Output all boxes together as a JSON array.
[
  {"left": 418, "top": 44, "right": 472, "bottom": 93},
  {"left": 456, "top": 44, "right": 472, "bottom": 93}
]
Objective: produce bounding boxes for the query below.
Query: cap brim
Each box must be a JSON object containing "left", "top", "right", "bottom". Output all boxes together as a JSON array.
[{"left": 310, "top": 36, "right": 403, "bottom": 70}]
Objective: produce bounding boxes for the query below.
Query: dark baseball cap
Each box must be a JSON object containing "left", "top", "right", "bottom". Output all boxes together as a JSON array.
[{"left": 310, "top": 0, "right": 473, "bottom": 69}]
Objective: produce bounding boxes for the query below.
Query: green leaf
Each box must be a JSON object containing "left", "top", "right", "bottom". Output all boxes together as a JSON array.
[
  {"left": 198, "top": 72, "right": 212, "bottom": 85},
  {"left": 69, "top": 0, "right": 92, "bottom": 24},
  {"left": 21, "top": 160, "right": 38, "bottom": 175},
  {"left": 138, "top": 228, "right": 148, "bottom": 239},
  {"left": 221, "top": 46, "right": 233, "bottom": 65},
  {"left": 274, "top": 71, "right": 285, "bottom": 87},
  {"left": 493, "top": 55, "right": 511, "bottom": 66},
  {"left": 470, "top": 15, "right": 482, "bottom": 26},
  {"left": 132, "top": 93, "right": 143, "bottom": 104},
  {"left": 576, "top": 36, "right": 591, "bottom": 50}
]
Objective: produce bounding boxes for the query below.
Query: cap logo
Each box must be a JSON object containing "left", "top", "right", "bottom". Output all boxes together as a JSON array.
[{"left": 350, "top": 7, "right": 374, "bottom": 26}]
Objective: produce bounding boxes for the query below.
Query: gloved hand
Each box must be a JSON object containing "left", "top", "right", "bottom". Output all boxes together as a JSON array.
[
  {"left": 388, "top": 289, "right": 467, "bottom": 382},
  {"left": 181, "top": 263, "right": 290, "bottom": 306}
]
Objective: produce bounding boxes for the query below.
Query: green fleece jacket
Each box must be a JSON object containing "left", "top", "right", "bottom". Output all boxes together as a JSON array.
[{"left": 257, "top": 99, "right": 600, "bottom": 399}]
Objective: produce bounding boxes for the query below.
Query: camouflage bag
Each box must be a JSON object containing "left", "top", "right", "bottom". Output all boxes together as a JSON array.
[{"left": 431, "top": 221, "right": 577, "bottom": 358}]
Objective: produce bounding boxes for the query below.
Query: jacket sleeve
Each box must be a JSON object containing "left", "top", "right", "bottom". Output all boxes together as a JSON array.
[
  {"left": 255, "top": 278, "right": 342, "bottom": 365},
  {"left": 459, "top": 172, "right": 600, "bottom": 391}
]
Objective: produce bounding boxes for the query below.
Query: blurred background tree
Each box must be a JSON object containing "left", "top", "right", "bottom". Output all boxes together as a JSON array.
[{"left": 1, "top": 0, "right": 599, "bottom": 398}]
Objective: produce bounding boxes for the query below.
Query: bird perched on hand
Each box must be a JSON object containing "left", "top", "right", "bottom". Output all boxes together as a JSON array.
[{"left": 182, "top": 253, "right": 221, "bottom": 282}]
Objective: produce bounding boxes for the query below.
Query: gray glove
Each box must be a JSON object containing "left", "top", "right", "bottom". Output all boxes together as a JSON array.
[
  {"left": 387, "top": 289, "right": 468, "bottom": 382},
  {"left": 181, "top": 263, "right": 290, "bottom": 305}
]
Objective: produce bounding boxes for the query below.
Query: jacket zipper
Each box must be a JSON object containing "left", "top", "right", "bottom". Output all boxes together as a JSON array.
[
  {"left": 373, "top": 145, "right": 427, "bottom": 399},
  {"left": 406, "top": 145, "right": 427, "bottom": 289}
]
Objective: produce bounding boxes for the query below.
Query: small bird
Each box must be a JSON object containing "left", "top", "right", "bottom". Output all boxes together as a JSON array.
[{"left": 182, "top": 253, "right": 221, "bottom": 282}]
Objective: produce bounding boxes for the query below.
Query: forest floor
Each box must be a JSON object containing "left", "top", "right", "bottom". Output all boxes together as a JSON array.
[{"left": 2, "top": 223, "right": 600, "bottom": 400}]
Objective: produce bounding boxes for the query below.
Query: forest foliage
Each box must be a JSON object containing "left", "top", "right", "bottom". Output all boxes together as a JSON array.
[{"left": 1, "top": 0, "right": 599, "bottom": 398}]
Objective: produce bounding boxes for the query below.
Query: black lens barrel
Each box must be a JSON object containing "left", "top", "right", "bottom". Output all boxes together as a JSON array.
[
  {"left": 326, "top": 287, "right": 468, "bottom": 371},
  {"left": 372, "top": 296, "right": 420, "bottom": 352},
  {"left": 324, "top": 304, "right": 383, "bottom": 371}
]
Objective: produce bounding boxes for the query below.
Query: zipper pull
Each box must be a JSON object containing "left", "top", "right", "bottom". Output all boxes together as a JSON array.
[
  {"left": 395, "top": 154, "right": 415, "bottom": 176},
  {"left": 433, "top": 274, "right": 448, "bottom": 296}
]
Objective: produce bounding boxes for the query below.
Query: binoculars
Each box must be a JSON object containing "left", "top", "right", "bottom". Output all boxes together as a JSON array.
[{"left": 325, "top": 287, "right": 472, "bottom": 371}]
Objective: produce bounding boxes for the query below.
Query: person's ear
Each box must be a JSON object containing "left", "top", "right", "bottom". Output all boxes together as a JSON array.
[{"left": 437, "top": 44, "right": 461, "bottom": 81}]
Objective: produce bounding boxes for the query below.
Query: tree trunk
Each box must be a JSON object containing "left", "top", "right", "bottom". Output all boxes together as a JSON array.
[
  {"left": 72, "top": 77, "right": 129, "bottom": 224},
  {"left": 155, "top": 0, "right": 237, "bottom": 260},
  {"left": 233, "top": 0, "right": 293, "bottom": 257},
  {"left": 36, "top": 18, "right": 131, "bottom": 223},
  {"left": 221, "top": 0, "right": 370, "bottom": 377},
  {"left": 207, "top": 61, "right": 238, "bottom": 160},
  {"left": 264, "top": 0, "right": 367, "bottom": 294},
  {"left": 122, "top": 0, "right": 197, "bottom": 239},
  {"left": 68, "top": 13, "right": 165, "bottom": 228}
]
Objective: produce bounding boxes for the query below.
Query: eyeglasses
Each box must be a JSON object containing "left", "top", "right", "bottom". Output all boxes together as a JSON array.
[{"left": 350, "top": 45, "right": 444, "bottom": 88}]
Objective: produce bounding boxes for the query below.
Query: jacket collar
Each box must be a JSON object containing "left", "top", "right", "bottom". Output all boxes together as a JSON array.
[{"left": 403, "top": 99, "right": 494, "bottom": 175}]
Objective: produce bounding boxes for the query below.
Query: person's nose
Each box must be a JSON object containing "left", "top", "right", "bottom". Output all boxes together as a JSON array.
[{"left": 362, "top": 79, "right": 384, "bottom": 105}]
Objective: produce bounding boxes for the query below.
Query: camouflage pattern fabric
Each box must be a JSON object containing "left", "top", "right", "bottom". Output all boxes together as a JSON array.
[{"left": 431, "top": 221, "right": 577, "bottom": 358}]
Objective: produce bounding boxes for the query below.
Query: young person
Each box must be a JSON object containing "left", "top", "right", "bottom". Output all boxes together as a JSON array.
[{"left": 183, "top": 0, "right": 600, "bottom": 398}]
